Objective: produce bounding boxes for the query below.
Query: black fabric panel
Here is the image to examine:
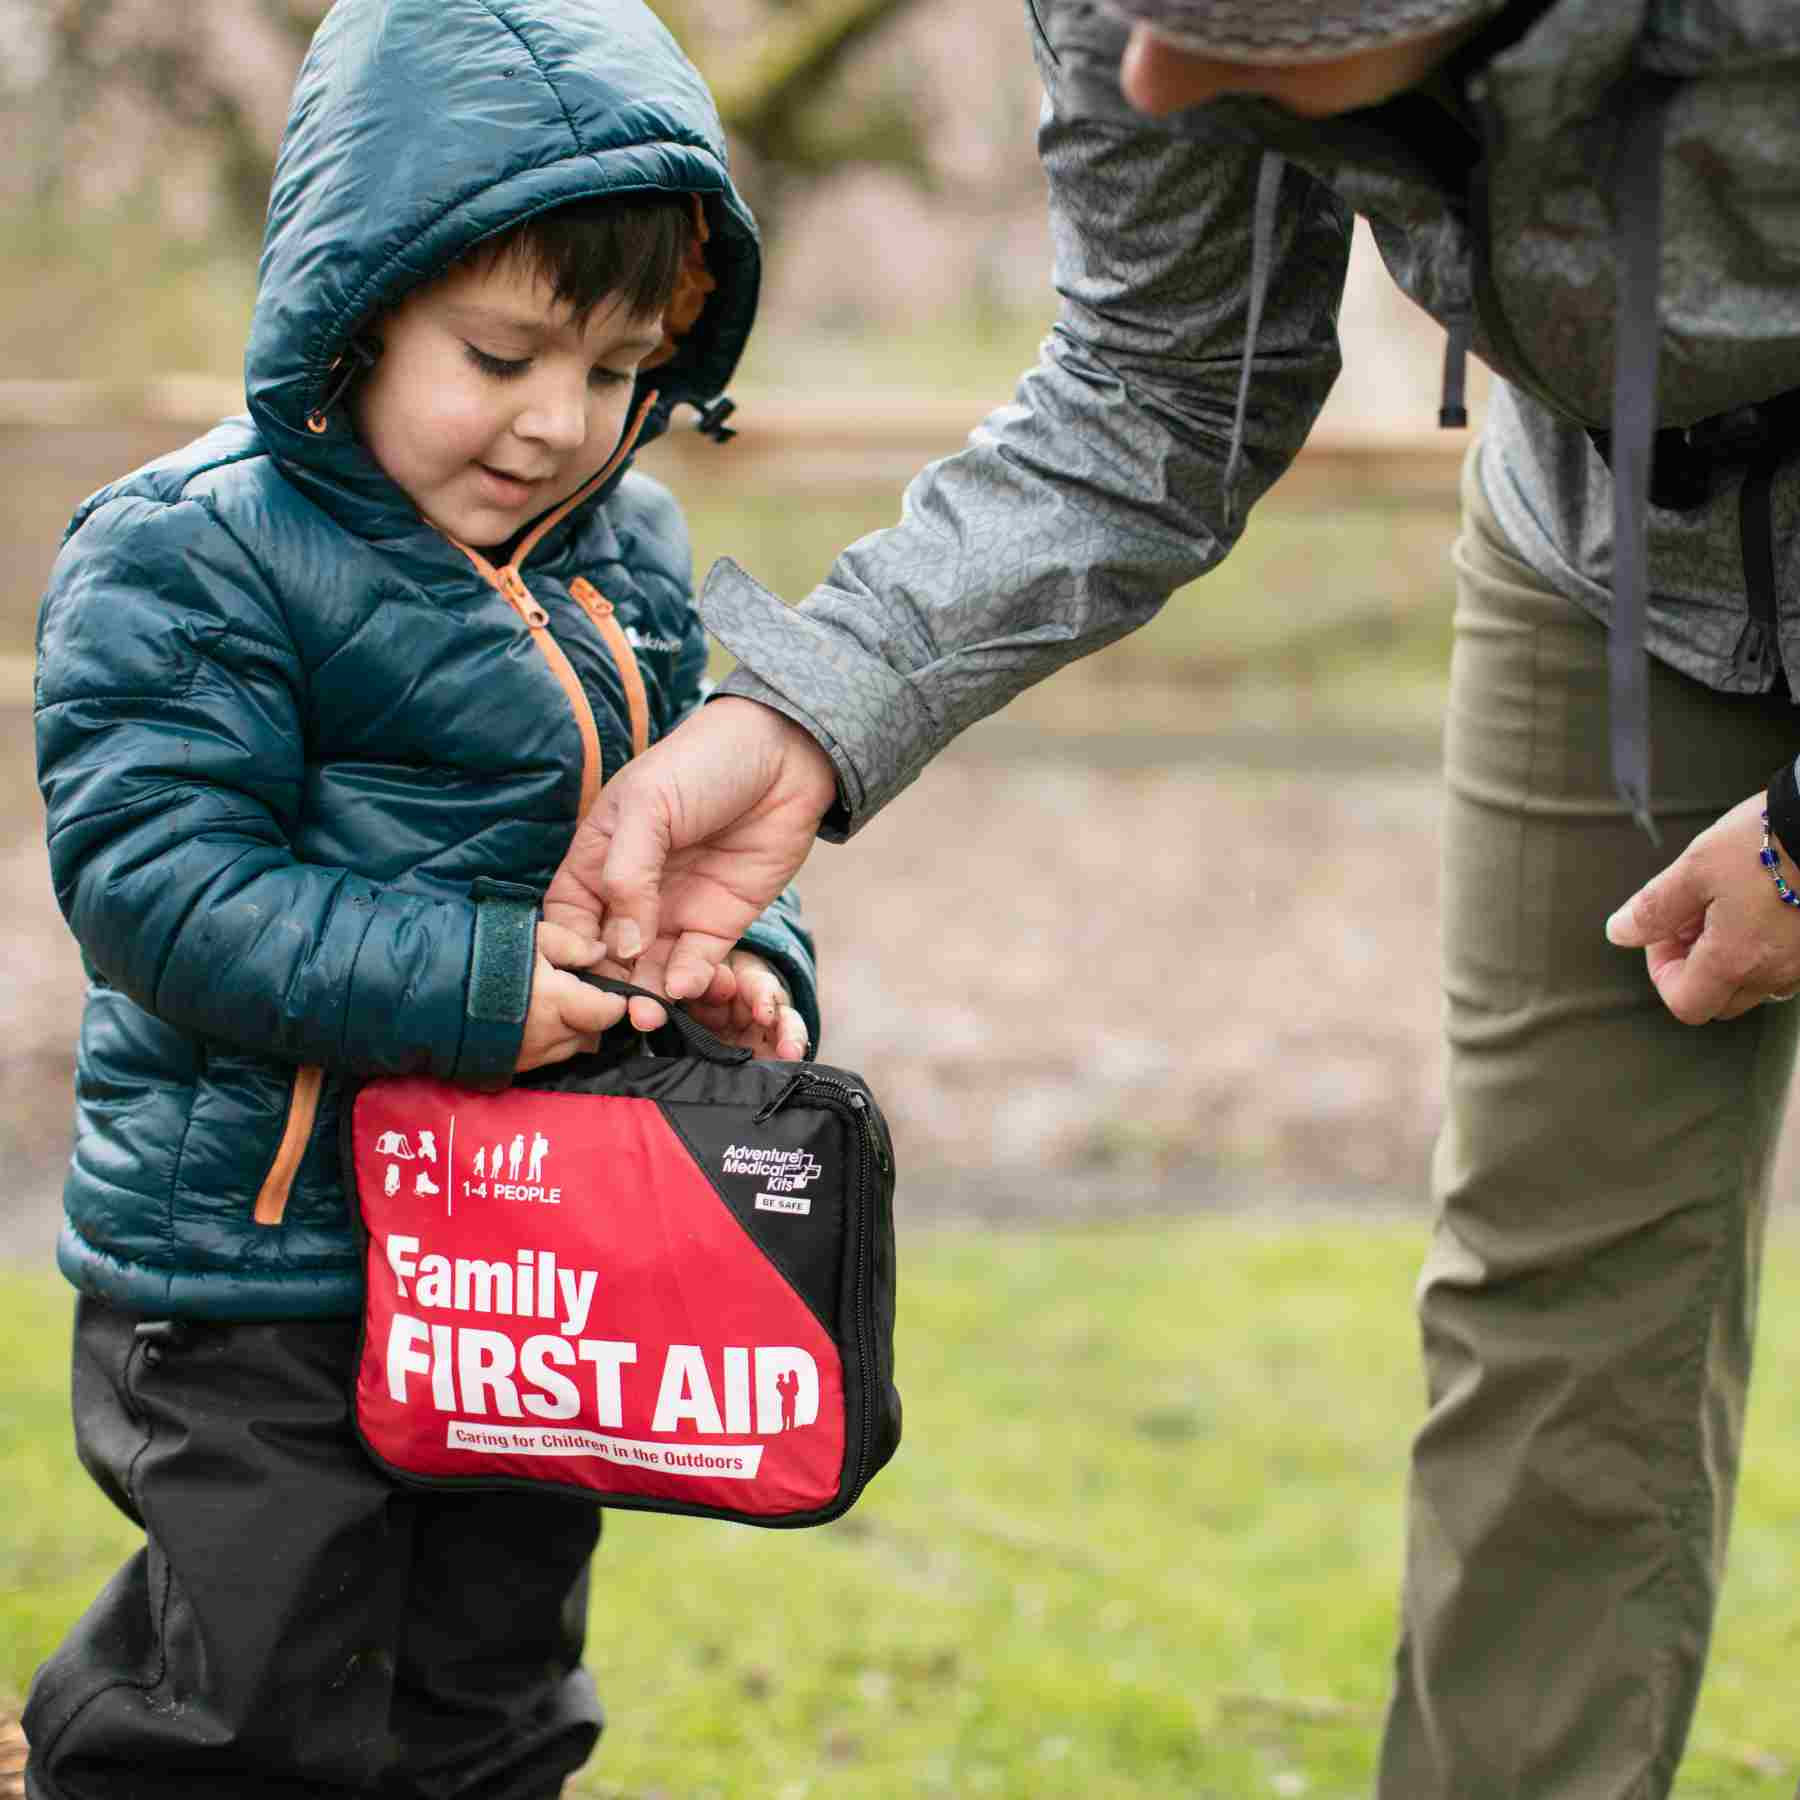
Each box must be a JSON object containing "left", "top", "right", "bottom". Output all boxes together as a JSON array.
[{"left": 655, "top": 1096, "right": 852, "bottom": 1337}]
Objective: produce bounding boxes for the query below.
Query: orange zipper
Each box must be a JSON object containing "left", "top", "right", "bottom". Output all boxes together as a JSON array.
[
  {"left": 254, "top": 1064, "right": 325, "bottom": 1227},
  {"left": 569, "top": 577, "right": 650, "bottom": 758},
  {"left": 444, "top": 389, "right": 659, "bottom": 813},
  {"left": 496, "top": 565, "right": 605, "bottom": 815}
]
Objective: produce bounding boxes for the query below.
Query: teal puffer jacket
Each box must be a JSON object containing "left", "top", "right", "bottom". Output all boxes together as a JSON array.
[{"left": 34, "top": 0, "right": 816, "bottom": 1320}]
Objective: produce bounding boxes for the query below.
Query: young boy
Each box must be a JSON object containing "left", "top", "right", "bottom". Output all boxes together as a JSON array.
[{"left": 25, "top": 1, "right": 814, "bottom": 1793}]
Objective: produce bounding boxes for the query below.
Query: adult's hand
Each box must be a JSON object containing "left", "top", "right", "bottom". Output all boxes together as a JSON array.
[
  {"left": 1605, "top": 790, "right": 1800, "bottom": 1022},
  {"left": 542, "top": 697, "right": 838, "bottom": 1022}
]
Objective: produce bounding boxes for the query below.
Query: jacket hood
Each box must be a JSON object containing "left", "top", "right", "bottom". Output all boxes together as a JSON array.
[{"left": 245, "top": 0, "right": 758, "bottom": 538}]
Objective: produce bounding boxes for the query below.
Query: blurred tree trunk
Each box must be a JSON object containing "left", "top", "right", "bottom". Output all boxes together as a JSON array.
[
  {"left": 701, "top": 0, "right": 930, "bottom": 233},
  {"left": 676, "top": 0, "right": 923, "bottom": 160}
]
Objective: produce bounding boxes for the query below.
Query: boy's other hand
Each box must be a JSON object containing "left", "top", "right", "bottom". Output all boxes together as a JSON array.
[
  {"left": 515, "top": 921, "right": 623, "bottom": 1071},
  {"left": 686, "top": 949, "right": 810, "bottom": 1060},
  {"left": 541, "top": 697, "right": 836, "bottom": 1005}
]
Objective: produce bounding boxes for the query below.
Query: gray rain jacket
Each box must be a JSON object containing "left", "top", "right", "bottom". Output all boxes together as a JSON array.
[{"left": 703, "top": 0, "right": 1800, "bottom": 835}]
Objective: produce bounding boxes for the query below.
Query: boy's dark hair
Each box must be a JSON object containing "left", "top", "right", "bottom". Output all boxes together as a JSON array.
[{"left": 464, "top": 190, "right": 696, "bottom": 322}]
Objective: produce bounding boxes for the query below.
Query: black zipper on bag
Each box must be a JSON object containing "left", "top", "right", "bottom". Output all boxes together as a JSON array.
[
  {"left": 758, "top": 1073, "right": 889, "bottom": 1496},
  {"left": 753, "top": 1072, "right": 807, "bottom": 1124}
]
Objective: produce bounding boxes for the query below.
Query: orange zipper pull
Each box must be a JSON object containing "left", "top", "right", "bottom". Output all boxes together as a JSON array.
[
  {"left": 499, "top": 566, "right": 549, "bottom": 627},
  {"left": 569, "top": 576, "right": 611, "bottom": 616}
]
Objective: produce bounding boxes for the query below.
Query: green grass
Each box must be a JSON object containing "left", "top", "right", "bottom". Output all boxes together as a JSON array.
[
  {"left": 737, "top": 306, "right": 1060, "bottom": 403},
  {"left": 6, "top": 1220, "right": 1800, "bottom": 1796},
  {"left": 0, "top": 209, "right": 258, "bottom": 384}
]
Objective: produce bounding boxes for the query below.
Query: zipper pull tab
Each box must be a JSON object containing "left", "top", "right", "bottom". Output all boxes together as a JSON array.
[
  {"left": 848, "top": 1089, "right": 889, "bottom": 1174},
  {"left": 569, "top": 576, "right": 612, "bottom": 617},
  {"left": 753, "top": 1072, "right": 807, "bottom": 1125},
  {"left": 500, "top": 569, "right": 549, "bottom": 628},
  {"left": 1734, "top": 617, "right": 1771, "bottom": 685}
]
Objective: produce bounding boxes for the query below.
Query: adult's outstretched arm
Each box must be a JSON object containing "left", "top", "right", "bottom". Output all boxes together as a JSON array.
[{"left": 551, "top": 0, "right": 1350, "bottom": 988}]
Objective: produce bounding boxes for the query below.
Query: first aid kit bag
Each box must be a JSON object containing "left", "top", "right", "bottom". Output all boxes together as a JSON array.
[{"left": 343, "top": 979, "right": 900, "bottom": 1527}]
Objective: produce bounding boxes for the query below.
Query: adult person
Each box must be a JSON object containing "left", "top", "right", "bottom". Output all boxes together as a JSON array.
[{"left": 546, "top": 3, "right": 1800, "bottom": 1793}]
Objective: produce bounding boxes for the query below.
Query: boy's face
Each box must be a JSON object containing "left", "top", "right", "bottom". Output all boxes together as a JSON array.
[{"left": 352, "top": 256, "right": 665, "bottom": 547}]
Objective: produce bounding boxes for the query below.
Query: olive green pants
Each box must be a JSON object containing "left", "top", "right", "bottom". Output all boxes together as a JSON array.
[{"left": 1376, "top": 452, "right": 1800, "bottom": 1799}]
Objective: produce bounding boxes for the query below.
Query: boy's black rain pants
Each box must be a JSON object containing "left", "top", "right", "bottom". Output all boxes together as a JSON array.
[{"left": 24, "top": 1298, "right": 604, "bottom": 1799}]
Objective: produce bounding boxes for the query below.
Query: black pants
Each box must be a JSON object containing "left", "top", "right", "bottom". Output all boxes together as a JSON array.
[{"left": 23, "top": 1299, "right": 604, "bottom": 1799}]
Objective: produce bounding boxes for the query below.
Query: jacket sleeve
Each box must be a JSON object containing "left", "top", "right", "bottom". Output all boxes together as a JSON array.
[
  {"left": 703, "top": 0, "right": 1351, "bottom": 839},
  {"left": 616, "top": 475, "right": 822, "bottom": 1047},
  {"left": 36, "top": 494, "right": 532, "bottom": 1084}
]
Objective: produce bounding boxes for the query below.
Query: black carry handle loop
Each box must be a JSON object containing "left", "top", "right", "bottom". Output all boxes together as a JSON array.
[{"left": 578, "top": 972, "right": 753, "bottom": 1066}]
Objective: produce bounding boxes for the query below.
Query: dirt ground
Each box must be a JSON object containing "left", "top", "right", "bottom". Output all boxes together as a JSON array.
[{"left": 796, "top": 721, "right": 1448, "bottom": 1222}]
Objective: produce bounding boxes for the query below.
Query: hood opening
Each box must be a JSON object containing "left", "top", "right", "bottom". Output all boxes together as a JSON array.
[{"left": 643, "top": 194, "right": 718, "bottom": 375}]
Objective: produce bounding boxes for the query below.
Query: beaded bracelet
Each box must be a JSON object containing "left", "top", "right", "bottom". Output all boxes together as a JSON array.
[{"left": 1761, "top": 811, "right": 1800, "bottom": 909}]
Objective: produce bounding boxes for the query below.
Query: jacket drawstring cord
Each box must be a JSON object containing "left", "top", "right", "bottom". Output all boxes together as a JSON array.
[
  {"left": 1607, "top": 77, "right": 1679, "bottom": 845},
  {"left": 1222, "top": 151, "right": 1285, "bottom": 533}
]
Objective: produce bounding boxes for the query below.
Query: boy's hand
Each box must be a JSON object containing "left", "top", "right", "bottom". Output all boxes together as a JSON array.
[
  {"left": 515, "top": 922, "right": 625, "bottom": 1071},
  {"left": 686, "top": 949, "right": 810, "bottom": 1060}
]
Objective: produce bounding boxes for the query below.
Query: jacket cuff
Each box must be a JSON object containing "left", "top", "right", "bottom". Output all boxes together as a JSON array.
[
  {"left": 455, "top": 879, "right": 537, "bottom": 1084},
  {"left": 701, "top": 557, "right": 943, "bottom": 841}
]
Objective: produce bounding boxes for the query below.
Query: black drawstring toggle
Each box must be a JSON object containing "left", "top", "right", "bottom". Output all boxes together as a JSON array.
[
  {"left": 694, "top": 395, "right": 738, "bottom": 443},
  {"left": 306, "top": 336, "right": 381, "bottom": 434},
  {"left": 1439, "top": 314, "right": 1471, "bottom": 429}
]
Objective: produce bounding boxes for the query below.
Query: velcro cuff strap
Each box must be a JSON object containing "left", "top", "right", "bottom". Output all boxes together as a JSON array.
[{"left": 467, "top": 881, "right": 538, "bottom": 1026}]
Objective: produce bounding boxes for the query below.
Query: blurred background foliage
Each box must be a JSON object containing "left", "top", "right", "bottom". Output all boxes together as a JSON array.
[{"left": 0, "top": 0, "right": 1052, "bottom": 381}]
